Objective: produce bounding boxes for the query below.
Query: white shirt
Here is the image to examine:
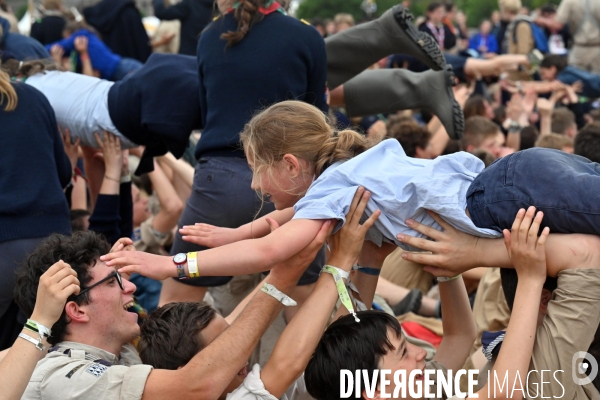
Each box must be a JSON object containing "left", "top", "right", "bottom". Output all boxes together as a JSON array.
[
  {"left": 227, "top": 364, "right": 313, "bottom": 400},
  {"left": 25, "top": 71, "right": 136, "bottom": 148},
  {"left": 293, "top": 139, "right": 502, "bottom": 249}
]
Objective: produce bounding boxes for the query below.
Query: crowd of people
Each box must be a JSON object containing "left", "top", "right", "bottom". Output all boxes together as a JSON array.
[{"left": 1, "top": 0, "right": 600, "bottom": 399}]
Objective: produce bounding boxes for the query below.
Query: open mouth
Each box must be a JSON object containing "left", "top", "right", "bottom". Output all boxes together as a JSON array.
[{"left": 123, "top": 301, "right": 135, "bottom": 312}]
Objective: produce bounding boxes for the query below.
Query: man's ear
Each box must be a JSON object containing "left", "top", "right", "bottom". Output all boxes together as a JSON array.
[
  {"left": 466, "top": 144, "right": 475, "bottom": 153},
  {"left": 539, "top": 289, "right": 552, "bottom": 315},
  {"left": 414, "top": 147, "right": 428, "bottom": 159},
  {"left": 282, "top": 154, "right": 302, "bottom": 178},
  {"left": 65, "top": 301, "right": 90, "bottom": 324}
]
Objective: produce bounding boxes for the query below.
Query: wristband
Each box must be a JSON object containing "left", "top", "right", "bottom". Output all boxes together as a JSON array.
[
  {"left": 322, "top": 265, "right": 359, "bottom": 322},
  {"left": 18, "top": 332, "right": 45, "bottom": 351},
  {"left": 187, "top": 252, "right": 200, "bottom": 278},
  {"left": 80, "top": 54, "right": 90, "bottom": 61},
  {"left": 26, "top": 319, "right": 52, "bottom": 338},
  {"left": 437, "top": 274, "right": 461, "bottom": 283},
  {"left": 261, "top": 283, "right": 297, "bottom": 306}
]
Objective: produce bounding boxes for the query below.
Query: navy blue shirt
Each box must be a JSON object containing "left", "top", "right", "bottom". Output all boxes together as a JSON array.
[
  {"left": 0, "top": 83, "right": 71, "bottom": 243},
  {"left": 195, "top": 12, "right": 327, "bottom": 159},
  {"left": 108, "top": 53, "right": 201, "bottom": 174},
  {"left": 153, "top": 0, "right": 213, "bottom": 55}
]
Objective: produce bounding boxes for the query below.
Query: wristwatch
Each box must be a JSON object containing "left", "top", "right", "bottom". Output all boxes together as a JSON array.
[
  {"left": 173, "top": 253, "right": 188, "bottom": 279},
  {"left": 508, "top": 121, "right": 522, "bottom": 131}
]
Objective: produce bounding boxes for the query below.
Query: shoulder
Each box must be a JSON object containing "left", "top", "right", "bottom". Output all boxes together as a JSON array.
[{"left": 12, "top": 82, "right": 51, "bottom": 106}]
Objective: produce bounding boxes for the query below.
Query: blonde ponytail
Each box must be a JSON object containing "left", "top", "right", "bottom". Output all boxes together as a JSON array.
[
  {"left": 241, "top": 100, "right": 370, "bottom": 179},
  {"left": 0, "top": 69, "right": 17, "bottom": 112},
  {"left": 314, "top": 129, "right": 369, "bottom": 177}
]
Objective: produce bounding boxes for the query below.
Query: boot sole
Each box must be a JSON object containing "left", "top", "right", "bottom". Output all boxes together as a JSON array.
[
  {"left": 444, "top": 66, "right": 465, "bottom": 140},
  {"left": 393, "top": 5, "right": 446, "bottom": 71}
]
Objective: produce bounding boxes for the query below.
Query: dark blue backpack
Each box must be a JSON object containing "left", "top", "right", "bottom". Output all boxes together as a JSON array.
[{"left": 513, "top": 20, "right": 550, "bottom": 54}]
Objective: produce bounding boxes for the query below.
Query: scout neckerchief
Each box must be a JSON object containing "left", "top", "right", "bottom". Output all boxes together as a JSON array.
[{"left": 227, "top": 0, "right": 287, "bottom": 16}]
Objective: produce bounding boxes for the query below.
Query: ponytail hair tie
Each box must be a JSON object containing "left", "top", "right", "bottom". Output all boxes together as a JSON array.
[
  {"left": 333, "top": 131, "right": 338, "bottom": 138},
  {"left": 18, "top": 61, "right": 23, "bottom": 70}
]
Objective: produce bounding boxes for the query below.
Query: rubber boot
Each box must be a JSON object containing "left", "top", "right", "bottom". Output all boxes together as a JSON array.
[
  {"left": 326, "top": 5, "right": 446, "bottom": 90},
  {"left": 343, "top": 66, "right": 465, "bottom": 139}
]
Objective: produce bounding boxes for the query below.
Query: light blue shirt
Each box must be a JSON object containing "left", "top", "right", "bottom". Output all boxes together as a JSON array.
[{"left": 293, "top": 139, "right": 502, "bottom": 249}]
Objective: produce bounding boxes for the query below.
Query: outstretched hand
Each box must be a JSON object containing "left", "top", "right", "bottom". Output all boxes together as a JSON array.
[
  {"left": 59, "top": 127, "right": 81, "bottom": 169},
  {"left": 503, "top": 206, "right": 549, "bottom": 281},
  {"left": 180, "top": 223, "right": 240, "bottom": 248}
]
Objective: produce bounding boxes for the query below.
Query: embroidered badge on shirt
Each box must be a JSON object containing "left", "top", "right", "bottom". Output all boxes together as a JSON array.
[{"left": 85, "top": 363, "right": 108, "bottom": 378}]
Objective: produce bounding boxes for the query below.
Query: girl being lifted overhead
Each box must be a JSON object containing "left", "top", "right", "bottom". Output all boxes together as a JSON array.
[{"left": 102, "top": 100, "right": 600, "bottom": 280}]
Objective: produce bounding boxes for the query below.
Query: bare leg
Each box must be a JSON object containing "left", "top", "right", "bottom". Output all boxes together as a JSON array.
[
  {"left": 158, "top": 278, "right": 207, "bottom": 306},
  {"left": 464, "top": 54, "right": 529, "bottom": 79}
]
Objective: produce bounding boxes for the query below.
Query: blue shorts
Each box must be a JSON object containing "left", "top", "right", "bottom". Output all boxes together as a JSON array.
[{"left": 467, "top": 148, "right": 600, "bottom": 235}]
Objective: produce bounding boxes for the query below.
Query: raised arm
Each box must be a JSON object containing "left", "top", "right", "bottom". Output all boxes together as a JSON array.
[
  {"left": 476, "top": 208, "right": 548, "bottom": 400},
  {"left": 261, "top": 188, "right": 379, "bottom": 398},
  {"left": 396, "top": 210, "right": 600, "bottom": 278},
  {"left": 0, "top": 261, "right": 80, "bottom": 400},
  {"left": 102, "top": 218, "right": 324, "bottom": 280},
  {"left": 179, "top": 207, "right": 296, "bottom": 248},
  {"left": 142, "top": 217, "right": 332, "bottom": 400}
]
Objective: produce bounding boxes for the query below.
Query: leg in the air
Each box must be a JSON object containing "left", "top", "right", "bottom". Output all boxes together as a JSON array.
[
  {"left": 325, "top": 5, "right": 446, "bottom": 89},
  {"left": 342, "top": 66, "right": 464, "bottom": 139}
]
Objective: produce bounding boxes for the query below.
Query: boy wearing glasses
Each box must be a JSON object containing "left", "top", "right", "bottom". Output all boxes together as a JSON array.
[{"left": 13, "top": 226, "right": 329, "bottom": 400}]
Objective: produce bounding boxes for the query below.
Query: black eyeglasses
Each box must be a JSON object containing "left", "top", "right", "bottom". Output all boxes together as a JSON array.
[{"left": 75, "top": 270, "right": 124, "bottom": 298}]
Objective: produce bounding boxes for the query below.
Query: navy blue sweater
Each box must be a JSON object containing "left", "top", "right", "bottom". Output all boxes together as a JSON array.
[
  {"left": 195, "top": 12, "right": 327, "bottom": 159},
  {"left": 108, "top": 53, "right": 202, "bottom": 174},
  {"left": 0, "top": 83, "right": 71, "bottom": 243}
]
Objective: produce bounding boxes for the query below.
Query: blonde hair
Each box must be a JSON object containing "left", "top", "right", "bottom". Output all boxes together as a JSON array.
[
  {"left": 535, "top": 133, "right": 573, "bottom": 151},
  {"left": 333, "top": 13, "right": 355, "bottom": 28},
  {"left": 241, "top": 101, "right": 369, "bottom": 186},
  {"left": 0, "top": 63, "right": 17, "bottom": 111},
  {"left": 499, "top": 0, "right": 521, "bottom": 14}
]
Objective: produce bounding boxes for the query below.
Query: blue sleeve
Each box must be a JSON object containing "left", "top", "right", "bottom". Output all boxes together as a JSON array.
[
  {"left": 153, "top": 0, "right": 190, "bottom": 21},
  {"left": 293, "top": 184, "right": 359, "bottom": 233},
  {"left": 89, "top": 194, "right": 122, "bottom": 245},
  {"left": 306, "top": 30, "right": 328, "bottom": 112},
  {"left": 46, "top": 34, "right": 76, "bottom": 53},
  {"left": 488, "top": 35, "right": 499, "bottom": 53},
  {"left": 468, "top": 34, "right": 479, "bottom": 50}
]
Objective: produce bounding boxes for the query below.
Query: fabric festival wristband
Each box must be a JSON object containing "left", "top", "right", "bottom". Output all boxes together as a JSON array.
[
  {"left": 437, "top": 274, "right": 461, "bottom": 283},
  {"left": 26, "top": 319, "right": 52, "bottom": 338},
  {"left": 187, "top": 252, "right": 200, "bottom": 278},
  {"left": 261, "top": 283, "right": 297, "bottom": 306},
  {"left": 18, "top": 332, "right": 45, "bottom": 351},
  {"left": 322, "top": 265, "right": 360, "bottom": 323}
]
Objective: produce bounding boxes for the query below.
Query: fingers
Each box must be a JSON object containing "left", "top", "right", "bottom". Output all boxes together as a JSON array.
[
  {"left": 347, "top": 187, "right": 366, "bottom": 225},
  {"left": 44, "top": 260, "right": 70, "bottom": 277},
  {"left": 537, "top": 227, "right": 550, "bottom": 247},
  {"left": 265, "top": 217, "right": 280, "bottom": 233},
  {"left": 57, "top": 274, "right": 80, "bottom": 292},
  {"left": 118, "top": 266, "right": 140, "bottom": 276},
  {"left": 527, "top": 211, "right": 544, "bottom": 245},
  {"left": 361, "top": 209, "right": 381, "bottom": 231},
  {"left": 510, "top": 208, "right": 526, "bottom": 244},
  {"left": 518, "top": 206, "right": 536, "bottom": 244},
  {"left": 425, "top": 210, "right": 453, "bottom": 232},
  {"left": 64, "top": 283, "right": 81, "bottom": 297},
  {"left": 397, "top": 234, "right": 437, "bottom": 252},
  {"left": 403, "top": 218, "right": 444, "bottom": 241},
  {"left": 49, "top": 264, "right": 78, "bottom": 285}
]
